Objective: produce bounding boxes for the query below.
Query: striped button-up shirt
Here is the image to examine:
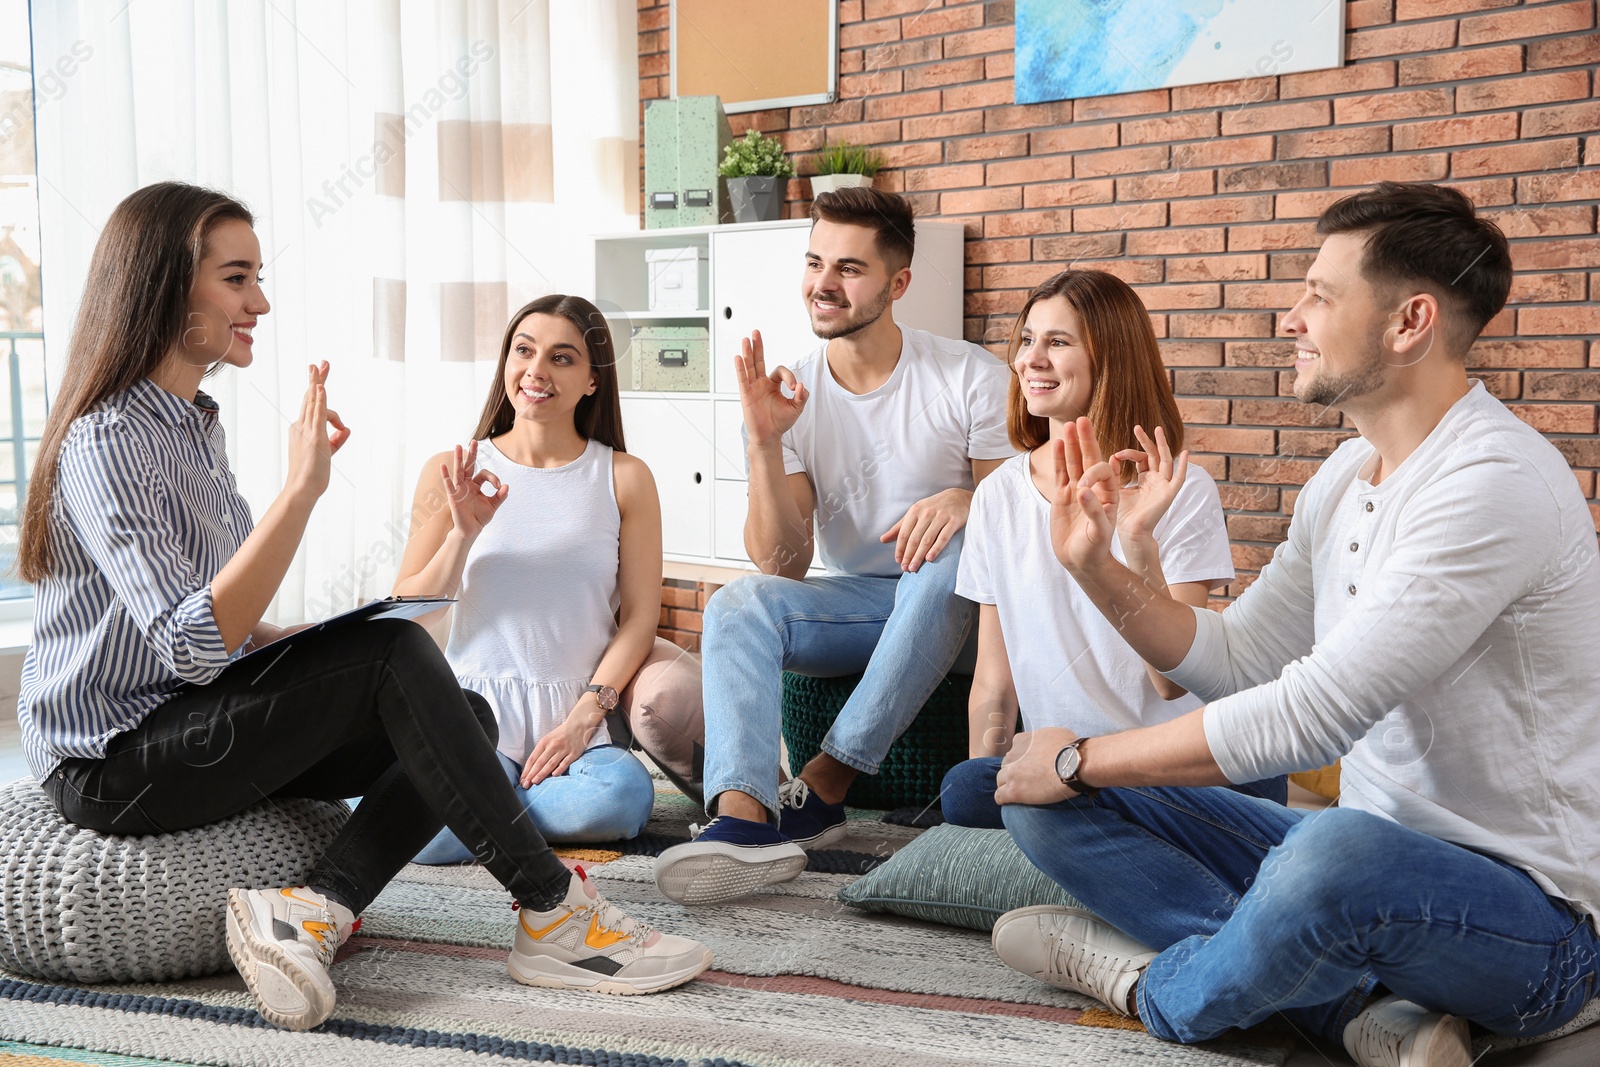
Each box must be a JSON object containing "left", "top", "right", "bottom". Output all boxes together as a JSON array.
[{"left": 19, "top": 378, "right": 254, "bottom": 778}]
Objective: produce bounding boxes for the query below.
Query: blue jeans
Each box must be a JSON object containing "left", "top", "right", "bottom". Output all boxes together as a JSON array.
[
  {"left": 414, "top": 744, "right": 655, "bottom": 862},
  {"left": 1003, "top": 786, "right": 1600, "bottom": 1045},
  {"left": 941, "top": 756, "right": 1287, "bottom": 828},
  {"left": 701, "top": 531, "right": 975, "bottom": 817}
]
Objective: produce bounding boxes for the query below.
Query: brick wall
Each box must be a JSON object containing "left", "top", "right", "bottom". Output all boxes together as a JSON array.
[{"left": 640, "top": 0, "right": 1600, "bottom": 641}]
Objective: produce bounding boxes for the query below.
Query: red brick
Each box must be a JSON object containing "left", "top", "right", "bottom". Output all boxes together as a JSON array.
[
  {"left": 1276, "top": 190, "right": 1353, "bottom": 219},
  {"left": 1395, "top": 0, "right": 1512, "bottom": 17},
  {"left": 1486, "top": 206, "right": 1594, "bottom": 240},
  {"left": 1031, "top": 233, "right": 1124, "bottom": 259},
  {"left": 1171, "top": 77, "right": 1278, "bottom": 111},
  {"left": 941, "top": 187, "right": 1021, "bottom": 214},
  {"left": 861, "top": 37, "right": 942, "bottom": 68},
  {"left": 1173, "top": 369, "right": 1280, "bottom": 396},
  {"left": 1075, "top": 87, "right": 1170, "bottom": 121},
  {"left": 899, "top": 5, "right": 984, "bottom": 38},
  {"left": 986, "top": 157, "right": 1071, "bottom": 187},
  {"left": 1225, "top": 341, "right": 1296, "bottom": 367},
  {"left": 838, "top": 50, "right": 864, "bottom": 75},
  {"left": 840, "top": 68, "right": 903, "bottom": 98},
  {"left": 1456, "top": 71, "right": 1590, "bottom": 113},
  {"left": 1169, "top": 312, "right": 1276, "bottom": 338},
  {"left": 1231, "top": 456, "right": 1325, "bottom": 485},
  {"left": 1177, "top": 397, "right": 1231, "bottom": 423},
  {"left": 1348, "top": 0, "right": 1395, "bottom": 28},
  {"left": 1270, "top": 253, "right": 1319, "bottom": 279},
  {"left": 792, "top": 100, "right": 863, "bottom": 127},
  {"left": 1511, "top": 403, "right": 1598, "bottom": 433},
  {"left": 1452, "top": 139, "right": 1578, "bottom": 179},
  {"left": 863, "top": 0, "right": 935, "bottom": 17},
  {"left": 1116, "top": 170, "right": 1216, "bottom": 202},
  {"left": 1227, "top": 515, "right": 1293, "bottom": 541},
  {"left": 1126, "top": 228, "right": 1225, "bottom": 256},
  {"left": 987, "top": 53, "right": 1014, "bottom": 80},
  {"left": 947, "top": 133, "right": 1030, "bottom": 162},
  {"left": 902, "top": 163, "right": 986, "bottom": 192},
  {"left": 1121, "top": 112, "right": 1220, "bottom": 145},
  {"left": 1075, "top": 202, "right": 1169, "bottom": 232},
  {"left": 984, "top": 101, "right": 1075, "bottom": 131},
  {"left": 1173, "top": 136, "right": 1276, "bottom": 168},
  {"left": 965, "top": 238, "right": 1031, "bottom": 265},
  {"left": 1397, "top": 44, "right": 1524, "bottom": 86},
  {"left": 877, "top": 141, "right": 941, "bottom": 167},
  {"left": 1525, "top": 371, "right": 1600, "bottom": 402},
  {"left": 1509, "top": 272, "right": 1588, "bottom": 303},
  {"left": 1218, "top": 162, "right": 1328, "bottom": 194},
  {"left": 1519, "top": 305, "right": 1600, "bottom": 335},
  {"left": 1278, "top": 127, "right": 1392, "bottom": 159},
  {"left": 943, "top": 80, "right": 1013, "bottom": 111},
  {"left": 1161, "top": 342, "right": 1224, "bottom": 367},
  {"left": 1527, "top": 34, "right": 1600, "bottom": 71},
  {"left": 1522, "top": 102, "right": 1600, "bottom": 139},
  {"left": 1467, "top": 339, "right": 1589, "bottom": 367},
  {"left": 1517, "top": 171, "right": 1600, "bottom": 205},
  {"left": 1233, "top": 398, "right": 1344, "bottom": 426},
  {"left": 966, "top": 289, "right": 1027, "bottom": 316},
  {"left": 1169, "top": 253, "right": 1269, "bottom": 281},
  {"left": 1277, "top": 430, "right": 1358, "bottom": 457},
  {"left": 863, "top": 90, "right": 942, "bottom": 121},
  {"left": 944, "top": 25, "right": 1014, "bottom": 57},
  {"left": 1190, "top": 454, "right": 1228, "bottom": 481},
  {"left": 1218, "top": 484, "right": 1280, "bottom": 512},
  {"left": 1225, "top": 282, "right": 1305, "bottom": 309},
  {"left": 1575, "top": 469, "right": 1596, "bottom": 499},
  {"left": 1092, "top": 260, "right": 1166, "bottom": 285},
  {"left": 987, "top": 211, "right": 1082, "bottom": 239},
  {"left": 1133, "top": 283, "right": 1221, "bottom": 310},
  {"left": 1171, "top": 196, "right": 1274, "bottom": 226},
  {"left": 1220, "top": 100, "right": 1331, "bottom": 136},
  {"left": 823, "top": 119, "right": 902, "bottom": 146},
  {"left": 1334, "top": 88, "right": 1454, "bottom": 124},
  {"left": 1074, "top": 145, "right": 1171, "bottom": 179},
  {"left": 1459, "top": 1, "right": 1595, "bottom": 47},
  {"left": 1329, "top": 153, "right": 1450, "bottom": 184},
  {"left": 1475, "top": 371, "right": 1522, "bottom": 399},
  {"left": 1231, "top": 543, "right": 1277, "bottom": 571},
  {"left": 1031, "top": 123, "right": 1119, "bottom": 154},
  {"left": 1393, "top": 112, "right": 1520, "bottom": 151},
  {"left": 980, "top": 262, "right": 1069, "bottom": 291},
  {"left": 1554, "top": 439, "right": 1600, "bottom": 468},
  {"left": 1280, "top": 62, "right": 1397, "bottom": 100},
  {"left": 1190, "top": 427, "right": 1277, "bottom": 454},
  {"left": 1229, "top": 222, "right": 1320, "bottom": 251},
  {"left": 903, "top": 111, "right": 984, "bottom": 140},
  {"left": 1348, "top": 19, "right": 1457, "bottom": 61},
  {"left": 1449, "top": 177, "right": 1516, "bottom": 207},
  {"left": 1023, "top": 179, "right": 1115, "bottom": 208}
]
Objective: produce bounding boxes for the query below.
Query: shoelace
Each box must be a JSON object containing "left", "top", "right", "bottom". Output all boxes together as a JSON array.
[
  {"left": 777, "top": 778, "right": 812, "bottom": 810},
  {"left": 1043, "top": 927, "right": 1129, "bottom": 1006},
  {"left": 585, "top": 893, "right": 656, "bottom": 944},
  {"left": 1347, "top": 1011, "right": 1407, "bottom": 1067}
]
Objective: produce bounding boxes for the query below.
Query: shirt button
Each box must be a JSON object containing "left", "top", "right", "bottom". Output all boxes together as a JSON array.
[
  {"left": 1347, "top": 584, "right": 1358, "bottom": 596},
  {"left": 223, "top": 514, "right": 234, "bottom": 525},
  {"left": 1349, "top": 542, "right": 1359, "bottom": 552},
  {"left": 1364, "top": 502, "right": 1374, "bottom": 512}
]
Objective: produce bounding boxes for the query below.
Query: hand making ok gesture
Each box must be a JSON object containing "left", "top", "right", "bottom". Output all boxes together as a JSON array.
[{"left": 735, "top": 329, "right": 808, "bottom": 447}]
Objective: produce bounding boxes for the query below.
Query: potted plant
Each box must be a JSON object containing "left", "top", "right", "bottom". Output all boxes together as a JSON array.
[
  {"left": 810, "top": 141, "right": 885, "bottom": 196},
  {"left": 718, "top": 129, "right": 795, "bottom": 223}
]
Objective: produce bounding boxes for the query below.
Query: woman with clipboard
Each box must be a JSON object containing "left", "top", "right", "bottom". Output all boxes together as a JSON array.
[{"left": 14, "top": 183, "right": 711, "bottom": 1033}]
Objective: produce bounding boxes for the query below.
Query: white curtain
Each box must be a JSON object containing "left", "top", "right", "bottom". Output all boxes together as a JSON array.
[{"left": 31, "top": 0, "right": 639, "bottom": 621}]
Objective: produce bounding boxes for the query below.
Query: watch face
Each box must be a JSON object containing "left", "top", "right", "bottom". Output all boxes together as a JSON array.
[
  {"left": 1054, "top": 745, "right": 1080, "bottom": 783},
  {"left": 593, "top": 685, "right": 620, "bottom": 711}
]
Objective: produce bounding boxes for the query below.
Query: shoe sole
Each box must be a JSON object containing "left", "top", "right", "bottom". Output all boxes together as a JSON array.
[
  {"left": 224, "top": 889, "right": 335, "bottom": 1031},
  {"left": 507, "top": 946, "right": 713, "bottom": 995},
  {"left": 1407, "top": 1012, "right": 1472, "bottom": 1067},
  {"left": 654, "top": 840, "right": 808, "bottom": 905},
  {"left": 786, "top": 821, "right": 849, "bottom": 850},
  {"left": 991, "top": 905, "right": 1152, "bottom": 1010}
]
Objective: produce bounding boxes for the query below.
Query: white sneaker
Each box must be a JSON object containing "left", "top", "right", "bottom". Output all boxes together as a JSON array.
[
  {"left": 509, "top": 867, "right": 712, "bottom": 994},
  {"left": 1343, "top": 995, "right": 1473, "bottom": 1067},
  {"left": 225, "top": 886, "right": 357, "bottom": 1031},
  {"left": 991, "top": 905, "right": 1156, "bottom": 1016}
]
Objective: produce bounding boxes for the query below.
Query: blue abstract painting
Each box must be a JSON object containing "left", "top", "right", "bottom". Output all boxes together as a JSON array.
[{"left": 1015, "top": 0, "right": 1344, "bottom": 104}]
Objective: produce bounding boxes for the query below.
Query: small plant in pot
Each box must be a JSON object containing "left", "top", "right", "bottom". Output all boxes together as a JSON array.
[
  {"left": 718, "top": 129, "right": 796, "bottom": 223},
  {"left": 810, "top": 141, "right": 885, "bottom": 196}
]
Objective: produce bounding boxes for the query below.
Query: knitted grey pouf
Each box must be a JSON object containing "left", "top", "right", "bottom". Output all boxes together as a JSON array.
[{"left": 0, "top": 777, "right": 349, "bottom": 984}]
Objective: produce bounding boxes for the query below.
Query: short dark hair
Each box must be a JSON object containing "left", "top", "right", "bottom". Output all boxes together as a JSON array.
[
  {"left": 1316, "top": 182, "right": 1511, "bottom": 348},
  {"left": 810, "top": 186, "right": 915, "bottom": 271}
]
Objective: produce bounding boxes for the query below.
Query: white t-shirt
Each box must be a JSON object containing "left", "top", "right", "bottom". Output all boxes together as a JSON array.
[
  {"left": 777, "top": 325, "right": 1014, "bottom": 577},
  {"left": 958, "top": 452, "right": 1234, "bottom": 735}
]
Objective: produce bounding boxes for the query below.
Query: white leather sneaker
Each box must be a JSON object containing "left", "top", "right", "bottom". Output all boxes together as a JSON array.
[
  {"left": 991, "top": 905, "right": 1156, "bottom": 1015},
  {"left": 1343, "top": 995, "right": 1472, "bottom": 1067},
  {"left": 225, "top": 885, "right": 357, "bottom": 1031}
]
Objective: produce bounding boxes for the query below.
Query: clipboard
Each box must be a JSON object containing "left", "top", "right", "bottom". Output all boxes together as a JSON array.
[{"left": 236, "top": 596, "right": 456, "bottom": 663}]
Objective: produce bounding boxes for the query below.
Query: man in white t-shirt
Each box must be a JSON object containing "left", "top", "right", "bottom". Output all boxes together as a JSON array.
[
  {"left": 985, "top": 183, "right": 1600, "bottom": 1067},
  {"left": 654, "top": 187, "right": 1014, "bottom": 905}
]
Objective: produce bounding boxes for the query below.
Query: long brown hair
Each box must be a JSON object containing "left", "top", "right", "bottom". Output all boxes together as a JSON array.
[
  {"left": 18, "top": 182, "right": 254, "bottom": 582},
  {"left": 472, "top": 294, "right": 625, "bottom": 451},
  {"left": 1005, "top": 269, "right": 1183, "bottom": 484}
]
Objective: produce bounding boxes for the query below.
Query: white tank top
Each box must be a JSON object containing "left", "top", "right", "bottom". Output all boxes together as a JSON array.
[{"left": 445, "top": 436, "right": 620, "bottom": 762}]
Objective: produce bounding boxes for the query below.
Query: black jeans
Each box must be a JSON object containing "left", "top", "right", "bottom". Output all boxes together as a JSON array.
[{"left": 44, "top": 619, "right": 572, "bottom": 913}]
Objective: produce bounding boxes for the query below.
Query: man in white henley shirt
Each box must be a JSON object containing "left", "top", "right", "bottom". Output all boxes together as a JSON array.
[{"left": 987, "top": 183, "right": 1600, "bottom": 1067}]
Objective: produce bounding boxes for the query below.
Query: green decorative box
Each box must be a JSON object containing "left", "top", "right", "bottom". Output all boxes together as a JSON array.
[
  {"left": 643, "top": 95, "right": 732, "bottom": 228},
  {"left": 633, "top": 325, "right": 709, "bottom": 392}
]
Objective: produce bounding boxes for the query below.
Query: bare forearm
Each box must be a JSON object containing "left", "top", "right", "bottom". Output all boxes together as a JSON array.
[
  {"left": 569, "top": 612, "right": 658, "bottom": 743},
  {"left": 1077, "top": 710, "right": 1228, "bottom": 789},
  {"left": 1069, "top": 552, "right": 1199, "bottom": 672},
  {"left": 969, "top": 684, "right": 1019, "bottom": 758},
  {"left": 211, "top": 488, "right": 317, "bottom": 650},
  {"left": 744, "top": 443, "right": 811, "bottom": 577},
  {"left": 392, "top": 528, "right": 474, "bottom": 628}
]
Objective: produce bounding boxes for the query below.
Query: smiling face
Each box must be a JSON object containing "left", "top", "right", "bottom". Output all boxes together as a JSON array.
[
  {"left": 801, "top": 218, "right": 908, "bottom": 340},
  {"left": 502, "top": 312, "right": 597, "bottom": 425},
  {"left": 1012, "top": 294, "right": 1094, "bottom": 424},
  {"left": 174, "top": 218, "right": 270, "bottom": 372},
  {"left": 1282, "top": 232, "right": 1395, "bottom": 410}
]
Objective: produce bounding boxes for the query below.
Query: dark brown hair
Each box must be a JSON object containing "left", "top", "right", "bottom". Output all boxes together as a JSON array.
[
  {"left": 810, "top": 186, "right": 915, "bottom": 271},
  {"left": 18, "top": 182, "right": 254, "bottom": 582},
  {"left": 1317, "top": 181, "right": 1511, "bottom": 350},
  {"left": 1005, "top": 270, "right": 1183, "bottom": 483},
  {"left": 472, "top": 294, "right": 625, "bottom": 452}
]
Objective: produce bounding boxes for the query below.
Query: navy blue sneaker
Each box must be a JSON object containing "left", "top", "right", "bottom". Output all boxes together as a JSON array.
[
  {"left": 653, "top": 815, "right": 807, "bottom": 905},
  {"left": 776, "top": 778, "right": 848, "bottom": 849}
]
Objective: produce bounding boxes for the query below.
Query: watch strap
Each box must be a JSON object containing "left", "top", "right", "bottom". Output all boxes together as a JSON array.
[{"left": 1057, "top": 738, "right": 1100, "bottom": 797}]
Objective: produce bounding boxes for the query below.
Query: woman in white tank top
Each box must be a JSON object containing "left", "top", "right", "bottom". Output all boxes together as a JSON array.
[{"left": 394, "top": 295, "right": 697, "bottom": 856}]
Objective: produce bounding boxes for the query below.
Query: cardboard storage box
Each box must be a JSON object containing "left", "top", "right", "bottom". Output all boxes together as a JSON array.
[
  {"left": 643, "top": 95, "right": 732, "bottom": 228},
  {"left": 646, "top": 246, "right": 708, "bottom": 312},
  {"left": 632, "top": 325, "right": 709, "bottom": 392}
]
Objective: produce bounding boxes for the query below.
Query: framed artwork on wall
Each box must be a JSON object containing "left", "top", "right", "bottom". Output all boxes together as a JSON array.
[
  {"left": 1015, "top": 0, "right": 1345, "bottom": 104},
  {"left": 671, "top": 0, "right": 838, "bottom": 114}
]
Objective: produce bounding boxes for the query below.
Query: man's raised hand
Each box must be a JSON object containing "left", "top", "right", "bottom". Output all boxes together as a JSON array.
[{"left": 736, "top": 329, "right": 808, "bottom": 447}]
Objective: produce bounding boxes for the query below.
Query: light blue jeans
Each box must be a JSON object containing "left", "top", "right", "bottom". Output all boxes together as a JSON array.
[
  {"left": 413, "top": 744, "right": 655, "bottom": 862},
  {"left": 1003, "top": 786, "right": 1600, "bottom": 1045},
  {"left": 701, "top": 530, "right": 975, "bottom": 817}
]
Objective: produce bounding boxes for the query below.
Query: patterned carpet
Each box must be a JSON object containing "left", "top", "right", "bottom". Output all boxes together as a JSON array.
[{"left": 0, "top": 787, "right": 1301, "bottom": 1066}]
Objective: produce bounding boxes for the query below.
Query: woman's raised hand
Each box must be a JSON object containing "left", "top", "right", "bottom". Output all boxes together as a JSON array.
[
  {"left": 442, "top": 439, "right": 508, "bottom": 540},
  {"left": 1111, "top": 425, "right": 1189, "bottom": 544},
  {"left": 736, "top": 330, "right": 808, "bottom": 447},
  {"left": 286, "top": 361, "right": 350, "bottom": 500},
  {"left": 1048, "top": 417, "right": 1121, "bottom": 575}
]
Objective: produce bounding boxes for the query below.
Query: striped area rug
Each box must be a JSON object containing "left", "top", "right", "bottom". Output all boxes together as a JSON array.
[{"left": 0, "top": 790, "right": 1293, "bottom": 1066}]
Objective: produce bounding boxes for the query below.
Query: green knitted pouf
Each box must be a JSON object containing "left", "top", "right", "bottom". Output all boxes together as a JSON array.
[{"left": 780, "top": 671, "right": 972, "bottom": 811}]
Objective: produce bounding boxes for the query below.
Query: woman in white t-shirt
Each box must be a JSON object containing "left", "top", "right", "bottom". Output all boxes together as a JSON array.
[{"left": 943, "top": 269, "right": 1285, "bottom": 827}]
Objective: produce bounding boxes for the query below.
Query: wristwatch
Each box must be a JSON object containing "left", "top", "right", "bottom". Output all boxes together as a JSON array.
[
  {"left": 584, "top": 683, "right": 619, "bottom": 712},
  {"left": 1054, "top": 738, "right": 1099, "bottom": 798}
]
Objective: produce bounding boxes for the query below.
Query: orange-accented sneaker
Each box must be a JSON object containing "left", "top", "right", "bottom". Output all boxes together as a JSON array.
[
  {"left": 225, "top": 886, "right": 357, "bottom": 1031},
  {"left": 508, "top": 867, "right": 712, "bottom": 994}
]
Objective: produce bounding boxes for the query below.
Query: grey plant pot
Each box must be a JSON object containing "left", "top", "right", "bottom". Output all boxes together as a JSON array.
[{"left": 726, "top": 175, "right": 783, "bottom": 223}]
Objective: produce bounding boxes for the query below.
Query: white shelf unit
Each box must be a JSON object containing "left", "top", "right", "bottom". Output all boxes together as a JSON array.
[{"left": 592, "top": 216, "right": 966, "bottom": 575}]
